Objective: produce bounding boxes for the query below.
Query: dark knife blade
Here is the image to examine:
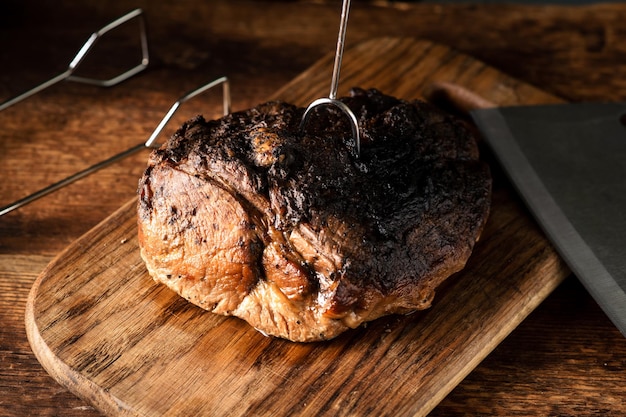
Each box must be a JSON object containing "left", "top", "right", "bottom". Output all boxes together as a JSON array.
[{"left": 471, "top": 102, "right": 626, "bottom": 336}]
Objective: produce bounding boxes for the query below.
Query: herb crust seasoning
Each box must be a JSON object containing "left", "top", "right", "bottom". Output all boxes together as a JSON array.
[{"left": 137, "top": 88, "right": 491, "bottom": 342}]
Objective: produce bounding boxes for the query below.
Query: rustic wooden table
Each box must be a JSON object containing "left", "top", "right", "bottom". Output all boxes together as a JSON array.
[{"left": 1, "top": 1, "right": 625, "bottom": 415}]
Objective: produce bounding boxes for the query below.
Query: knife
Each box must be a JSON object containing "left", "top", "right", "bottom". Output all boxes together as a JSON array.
[{"left": 429, "top": 82, "right": 626, "bottom": 337}]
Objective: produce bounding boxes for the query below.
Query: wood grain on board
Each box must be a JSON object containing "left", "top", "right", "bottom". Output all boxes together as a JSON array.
[{"left": 25, "top": 38, "right": 569, "bottom": 417}]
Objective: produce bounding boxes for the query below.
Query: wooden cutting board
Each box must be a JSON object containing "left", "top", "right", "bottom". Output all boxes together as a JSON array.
[{"left": 25, "top": 38, "right": 569, "bottom": 417}]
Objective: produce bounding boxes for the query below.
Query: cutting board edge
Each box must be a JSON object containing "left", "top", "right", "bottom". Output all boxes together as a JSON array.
[
  {"left": 24, "top": 199, "right": 140, "bottom": 417},
  {"left": 419, "top": 265, "right": 568, "bottom": 416},
  {"left": 25, "top": 293, "right": 139, "bottom": 417}
]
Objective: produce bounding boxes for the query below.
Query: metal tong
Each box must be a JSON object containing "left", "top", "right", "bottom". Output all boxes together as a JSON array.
[
  {"left": 0, "top": 8, "right": 149, "bottom": 112},
  {"left": 299, "top": 0, "right": 360, "bottom": 156},
  {"left": 0, "top": 77, "right": 231, "bottom": 216},
  {"left": 0, "top": 10, "right": 232, "bottom": 216}
]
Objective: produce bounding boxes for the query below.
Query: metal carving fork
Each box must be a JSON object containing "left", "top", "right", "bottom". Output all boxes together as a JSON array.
[{"left": 299, "top": 0, "right": 360, "bottom": 157}]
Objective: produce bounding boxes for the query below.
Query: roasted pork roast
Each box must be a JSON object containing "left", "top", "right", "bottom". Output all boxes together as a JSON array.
[{"left": 137, "top": 88, "right": 491, "bottom": 342}]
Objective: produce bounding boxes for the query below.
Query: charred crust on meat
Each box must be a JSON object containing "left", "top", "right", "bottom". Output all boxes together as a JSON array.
[{"left": 137, "top": 88, "right": 492, "bottom": 342}]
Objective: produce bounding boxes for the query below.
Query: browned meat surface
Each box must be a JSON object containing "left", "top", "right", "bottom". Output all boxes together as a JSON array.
[{"left": 137, "top": 88, "right": 491, "bottom": 342}]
